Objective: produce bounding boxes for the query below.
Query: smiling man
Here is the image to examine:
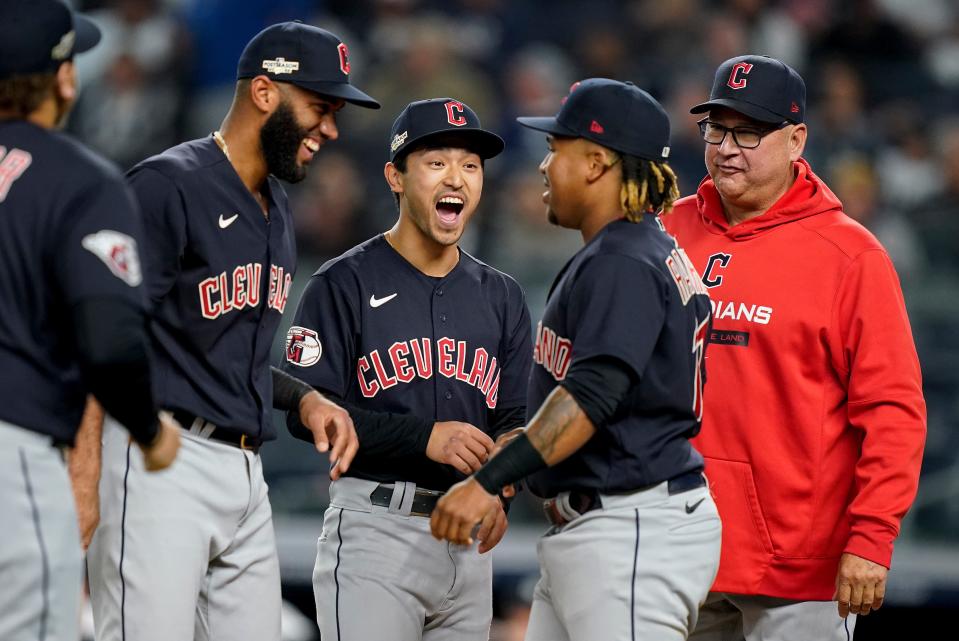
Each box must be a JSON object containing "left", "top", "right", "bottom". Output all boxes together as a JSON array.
[
  {"left": 84, "top": 21, "right": 379, "bottom": 641},
  {"left": 663, "top": 55, "right": 926, "bottom": 641},
  {"left": 280, "top": 98, "right": 532, "bottom": 641}
]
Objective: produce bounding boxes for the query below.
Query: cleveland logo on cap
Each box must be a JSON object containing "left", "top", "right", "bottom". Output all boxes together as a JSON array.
[
  {"left": 390, "top": 131, "right": 408, "bottom": 153},
  {"left": 262, "top": 57, "right": 299, "bottom": 74}
]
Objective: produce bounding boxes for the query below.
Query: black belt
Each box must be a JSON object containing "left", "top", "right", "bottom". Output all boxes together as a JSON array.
[
  {"left": 544, "top": 469, "right": 706, "bottom": 526},
  {"left": 171, "top": 410, "right": 263, "bottom": 452},
  {"left": 369, "top": 484, "right": 445, "bottom": 518}
]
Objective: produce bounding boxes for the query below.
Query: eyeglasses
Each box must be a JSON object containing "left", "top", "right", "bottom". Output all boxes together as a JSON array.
[{"left": 697, "top": 118, "right": 790, "bottom": 149}]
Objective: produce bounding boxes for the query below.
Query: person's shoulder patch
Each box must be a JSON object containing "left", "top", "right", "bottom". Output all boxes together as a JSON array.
[
  {"left": 81, "top": 230, "right": 143, "bottom": 287},
  {"left": 286, "top": 326, "right": 322, "bottom": 367}
]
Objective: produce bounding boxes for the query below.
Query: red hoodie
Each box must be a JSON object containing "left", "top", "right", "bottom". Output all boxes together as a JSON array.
[{"left": 662, "top": 159, "right": 926, "bottom": 600}]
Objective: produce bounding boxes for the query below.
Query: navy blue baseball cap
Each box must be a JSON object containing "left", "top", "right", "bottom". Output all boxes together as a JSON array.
[
  {"left": 691, "top": 55, "right": 805, "bottom": 124},
  {"left": 517, "top": 78, "right": 671, "bottom": 161},
  {"left": 237, "top": 21, "right": 380, "bottom": 109},
  {"left": 389, "top": 98, "right": 504, "bottom": 162},
  {"left": 0, "top": 0, "right": 101, "bottom": 79}
]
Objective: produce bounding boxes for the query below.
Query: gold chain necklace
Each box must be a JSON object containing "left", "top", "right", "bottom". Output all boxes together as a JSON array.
[{"left": 212, "top": 130, "right": 230, "bottom": 160}]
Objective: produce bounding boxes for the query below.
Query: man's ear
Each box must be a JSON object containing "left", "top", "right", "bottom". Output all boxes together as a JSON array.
[
  {"left": 55, "top": 61, "right": 77, "bottom": 104},
  {"left": 789, "top": 123, "right": 807, "bottom": 162},
  {"left": 384, "top": 162, "right": 403, "bottom": 196},
  {"left": 248, "top": 75, "right": 281, "bottom": 115},
  {"left": 584, "top": 144, "right": 616, "bottom": 184}
]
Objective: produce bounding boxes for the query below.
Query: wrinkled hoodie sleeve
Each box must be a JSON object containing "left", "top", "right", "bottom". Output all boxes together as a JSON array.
[{"left": 829, "top": 248, "right": 926, "bottom": 567}]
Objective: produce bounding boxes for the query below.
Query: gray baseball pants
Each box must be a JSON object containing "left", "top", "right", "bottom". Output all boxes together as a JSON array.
[
  {"left": 87, "top": 416, "right": 281, "bottom": 641},
  {"left": 314, "top": 477, "right": 493, "bottom": 641},
  {"left": 0, "top": 420, "right": 83, "bottom": 641},
  {"left": 524, "top": 478, "right": 721, "bottom": 641},
  {"left": 689, "top": 593, "right": 857, "bottom": 641}
]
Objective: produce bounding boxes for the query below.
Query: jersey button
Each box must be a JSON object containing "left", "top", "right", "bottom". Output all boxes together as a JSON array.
[
  {"left": 445, "top": 390, "right": 453, "bottom": 400},
  {"left": 436, "top": 289, "right": 444, "bottom": 297},
  {"left": 440, "top": 314, "right": 447, "bottom": 322}
]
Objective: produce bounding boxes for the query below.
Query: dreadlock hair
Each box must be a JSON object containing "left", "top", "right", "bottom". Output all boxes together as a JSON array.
[
  {"left": 611, "top": 152, "right": 681, "bottom": 222},
  {"left": 0, "top": 72, "right": 57, "bottom": 118}
]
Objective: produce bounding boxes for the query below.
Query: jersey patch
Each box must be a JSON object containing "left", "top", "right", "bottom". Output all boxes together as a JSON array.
[
  {"left": 286, "top": 326, "right": 322, "bottom": 367},
  {"left": 81, "top": 230, "right": 143, "bottom": 287}
]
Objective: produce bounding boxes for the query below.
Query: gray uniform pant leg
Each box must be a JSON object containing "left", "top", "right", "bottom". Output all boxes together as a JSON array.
[
  {"left": 690, "top": 593, "right": 857, "bottom": 641},
  {"left": 525, "top": 479, "right": 721, "bottom": 641},
  {"left": 314, "top": 478, "right": 493, "bottom": 641},
  {"left": 87, "top": 417, "right": 281, "bottom": 641},
  {"left": 0, "top": 422, "right": 83, "bottom": 641}
]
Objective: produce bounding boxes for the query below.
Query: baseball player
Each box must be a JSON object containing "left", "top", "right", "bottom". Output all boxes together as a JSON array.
[
  {"left": 0, "top": 2, "right": 179, "bottom": 640},
  {"left": 85, "top": 22, "right": 379, "bottom": 641},
  {"left": 280, "top": 98, "right": 532, "bottom": 641},
  {"left": 431, "top": 79, "right": 721, "bottom": 641},
  {"left": 663, "top": 55, "right": 926, "bottom": 641}
]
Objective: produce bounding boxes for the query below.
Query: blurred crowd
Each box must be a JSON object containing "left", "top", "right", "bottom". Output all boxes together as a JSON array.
[{"left": 67, "top": 0, "right": 959, "bottom": 635}]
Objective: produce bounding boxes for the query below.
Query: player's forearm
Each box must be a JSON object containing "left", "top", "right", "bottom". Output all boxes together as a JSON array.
[
  {"left": 473, "top": 386, "right": 595, "bottom": 494},
  {"left": 68, "top": 396, "right": 104, "bottom": 489},
  {"left": 525, "top": 386, "right": 596, "bottom": 465}
]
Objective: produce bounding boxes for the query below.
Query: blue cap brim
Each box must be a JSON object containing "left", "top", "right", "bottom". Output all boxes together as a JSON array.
[
  {"left": 73, "top": 14, "right": 101, "bottom": 55},
  {"left": 391, "top": 127, "right": 504, "bottom": 161},
  {"left": 689, "top": 98, "right": 786, "bottom": 124},
  {"left": 286, "top": 79, "right": 380, "bottom": 109},
  {"left": 516, "top": 116, "right": 579, "bottom": 137}
]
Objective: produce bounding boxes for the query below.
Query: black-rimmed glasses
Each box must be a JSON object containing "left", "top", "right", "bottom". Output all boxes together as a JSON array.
[{"left": 697, "top": 118, "right": 790, "bottom": 149}]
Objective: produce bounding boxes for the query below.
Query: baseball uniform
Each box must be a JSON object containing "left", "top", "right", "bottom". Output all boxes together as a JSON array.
[
  {"left": 514, "top": 79, "right": 722, "bottom": 641},
  {"left": 281, "top": 99, "right": 531, "bottom": 641},
  {"left": 0, "top": 3, "right": 162, "bottom": 640},
  {"left": 86, "top": 22, "right": 380, "bottom": 641}
]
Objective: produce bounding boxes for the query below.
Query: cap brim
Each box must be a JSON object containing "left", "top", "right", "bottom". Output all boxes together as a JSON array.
[
  {"left": 392, "top": 128, "right": 505, "bottom": 161},
  {"left": 516, "top": 116, "right": 579, "bottom": 137},
  {"left": 72, "top": 14, "right": 102, "bottom": 55},
  {"left": 689, "top": 99, "right": 785, "bottom": 124},
  {"left": 288, "top": 79, "right": 381, "bottom": 109}
]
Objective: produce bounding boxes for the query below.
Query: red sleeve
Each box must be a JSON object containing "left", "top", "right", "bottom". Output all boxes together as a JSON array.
[{"left": 830, "top": 249, "right": 926, "bottom": 568}]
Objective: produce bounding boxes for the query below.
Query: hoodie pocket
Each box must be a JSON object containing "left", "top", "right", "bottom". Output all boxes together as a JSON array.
[{"left": 705, "top": 457, "right": 775, "bottom": 557}]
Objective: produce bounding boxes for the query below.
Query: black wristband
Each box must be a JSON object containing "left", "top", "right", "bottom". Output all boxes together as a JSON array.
[
  {"left": 473, "top": 434, "right": 547, "bottom": 495},
  {"left": 272, "top": 367, "right": 314, "bottom": 411}
]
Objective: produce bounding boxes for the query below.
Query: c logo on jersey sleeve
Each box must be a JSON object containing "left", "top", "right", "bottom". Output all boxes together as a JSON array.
[
  {"left": 286, "top": 326, "right": 322, "bottom": 367},
  {"left": 81, "top": 230, "right": 143, "bottom": 287}
]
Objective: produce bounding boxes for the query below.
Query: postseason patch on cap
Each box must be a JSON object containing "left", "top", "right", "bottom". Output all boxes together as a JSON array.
[
  {"left": 51, "top": 30, "right": 75, "bottom": 61},
  {"left": 390, "top": 131, "right": 408, "bottom": 153},
  {"left": 262, "top": 57, "right": 299, "bottom": 75}
]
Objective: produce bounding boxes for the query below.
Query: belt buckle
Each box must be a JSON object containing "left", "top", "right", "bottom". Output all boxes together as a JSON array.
[{"left": 239, "top": 434, "right": 252, "bottom": 450}]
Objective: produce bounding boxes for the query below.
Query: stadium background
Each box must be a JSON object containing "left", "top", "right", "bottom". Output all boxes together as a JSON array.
[{"left": 65, "top": 0, "right": 959, "bottom": 638}]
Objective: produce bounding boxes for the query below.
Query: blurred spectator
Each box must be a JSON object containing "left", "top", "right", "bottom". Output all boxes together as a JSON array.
[
  {"left": 726, "top": 0, "right": 806, "bottom": 69},
  {"left": 875, "top": 106, "right": 944, "bottom": 208},
  {"left": 804, "top": 60, "right": 877, "bottom": 175},
  {"left": 829, "top": 154, "right": 926, "bottom": 282},
  {"left": 70, "top": 52, "right": 181, "bottom": 170},
  {"left": 909, "top": 121, "right": 959, "bottom": 276}
]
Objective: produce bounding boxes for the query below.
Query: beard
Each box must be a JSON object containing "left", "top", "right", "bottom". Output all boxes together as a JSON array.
[{"left": 259, "top": 100, "right": 310, "bottom": 183}]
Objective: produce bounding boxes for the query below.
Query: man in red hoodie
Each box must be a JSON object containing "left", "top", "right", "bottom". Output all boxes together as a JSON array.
[{"left": 663, "top": 55, "right": 926, "bottom": 640}]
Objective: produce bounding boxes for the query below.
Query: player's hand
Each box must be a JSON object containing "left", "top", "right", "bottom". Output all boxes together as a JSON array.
[
  {"left": 139, "top": 411, "right": 181, "bottom": 472},
  {"left": 430, "top": 477, "right": 500, "bottom": 546},
  {"left": 427, "top": 421, "right": 495, "bottom": 475},
  {"left": 491, "top": 427, "right": 525, "bottom": 498},
  {"left": 833, "top": 552, "right": 888, "bottom": 618},
  {"left": 476, "top": 497, "right": 509, "bottom": 554},
  {"left": 299, "top": 391, "right": 358, "bottom": 480}
]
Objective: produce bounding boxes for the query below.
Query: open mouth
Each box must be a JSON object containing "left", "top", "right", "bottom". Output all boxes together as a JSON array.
[
  {"left": 435, "top": 195, "right": 465, "bottom": 227},
  {"left": 299, "top": 137, "right": 320, "bottom": 163}
]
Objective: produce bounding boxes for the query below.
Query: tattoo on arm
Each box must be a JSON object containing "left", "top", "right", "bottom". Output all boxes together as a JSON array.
[{"left": 526, "top": 387, "right": 596, "bottom": 465}]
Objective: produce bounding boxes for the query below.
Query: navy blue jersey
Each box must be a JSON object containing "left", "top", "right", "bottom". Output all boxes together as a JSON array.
[
  {"left": 129, "top": 136, "right": 296, "bottom": 440},
  {"left": 526, "top": 216, "right": 712, "bottom": 498},
  {"left": 282, "top": 235, "right": 532, "bottom": 491},
  {"left": 0, "top": 121, "right": 147, "bottom": 443}
]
